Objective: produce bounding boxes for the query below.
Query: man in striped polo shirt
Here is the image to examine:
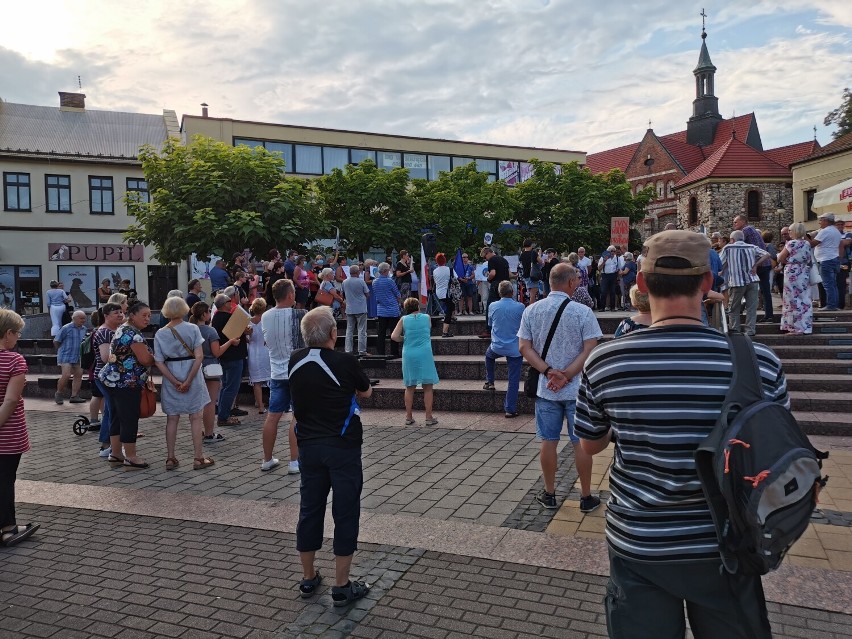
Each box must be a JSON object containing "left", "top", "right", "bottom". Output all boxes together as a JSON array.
[
  {"left": 721, "top": 229, "right": 771, "bottom": 337},
  {"left": 576, "top": 230, "right": 786, "bottom": 639}
]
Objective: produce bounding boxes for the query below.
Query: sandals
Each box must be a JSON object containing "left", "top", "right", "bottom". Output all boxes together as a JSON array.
[
  {"left": 107, "top": 455, "right": 125, "bottom": 464},
  {"left": 405, "top": 418, "right": 416, "bottom": 425},
  {"left": 299, "top": 570, "right": 322, "bottom": 598},
  {"left": 424, "top": 418, "right": 439, "bottom": 426},
  {"left": 217, "top": 417, "right": 241, "bottom": 426},
  {"left": 0, "top": 523, "right": 39, "bottom": 547},
  {"left": 194, "top": 457, "right": 215, "bottom": 470},
  {"left": 123, "top": 459, "right": 150, "bottom": 469},
  {"left": 166, "top": 457, "right": 179, "bottom": 471},
  {"left": 331, "top": 579, "right": 371, "bottom": 607}
]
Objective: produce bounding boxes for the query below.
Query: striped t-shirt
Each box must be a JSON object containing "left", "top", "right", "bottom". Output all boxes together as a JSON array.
[
  {"left": 0, "top": 350, "right": 30, "bottom": 455},
  {"left": 575, "top": 326, "right": 788, "bottom": 563},
  {"left": 720, "top": 241, "right": 768, "bottom": 288}
]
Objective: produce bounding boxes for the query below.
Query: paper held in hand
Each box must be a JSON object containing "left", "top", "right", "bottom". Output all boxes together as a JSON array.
[{"left": 222, "top": 305, "right": 251, "bottom": 340}]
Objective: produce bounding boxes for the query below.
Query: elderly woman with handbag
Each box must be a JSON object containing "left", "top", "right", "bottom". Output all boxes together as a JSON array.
[
  {"left": 98, "top": 301, "right": 155, "bottom": 469},
  {"left": 317, "top": 267, "right": 345, "bottom": 317},
  {"left": 189, "top": 302, "right": 238, "bottom": 443},
  {"left": 155, "top": 297, "right": 213, "bottom": 470}
]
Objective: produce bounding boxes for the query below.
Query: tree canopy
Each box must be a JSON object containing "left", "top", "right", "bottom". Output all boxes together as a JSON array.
[
  {"left": 124, "top": 136, "right": 320, "bottom": 264},
  {"left": 824, "top": 88, "right": 852, "bottom": 140},
  {"left": 126, "top": 136, "right": 653, "bottom": 263}
]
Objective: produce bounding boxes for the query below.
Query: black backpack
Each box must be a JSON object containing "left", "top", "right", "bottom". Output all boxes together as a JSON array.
[
  {"left": 80, "top": 331, "right": 95, "bottom": 370},
  {"left": 695, "top": 333, "right": 828, "bottom": 576}
]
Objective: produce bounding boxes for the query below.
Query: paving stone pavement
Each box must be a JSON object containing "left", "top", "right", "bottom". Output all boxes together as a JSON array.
[
  {"left": 3, "top": 505, "right": 851, "bottom": 639},
  {"left": 5, "top": 407, "right": 852, "bottom": 637}
]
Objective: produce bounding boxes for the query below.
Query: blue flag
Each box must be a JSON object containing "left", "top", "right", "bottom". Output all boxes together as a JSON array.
[{"left": 453, "top": 248, "right": 465, "bottom": 278}]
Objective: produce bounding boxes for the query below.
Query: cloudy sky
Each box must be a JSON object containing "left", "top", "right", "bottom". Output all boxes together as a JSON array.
[{"left": 2, "top": 0, "right": 850, "bottom": 154}]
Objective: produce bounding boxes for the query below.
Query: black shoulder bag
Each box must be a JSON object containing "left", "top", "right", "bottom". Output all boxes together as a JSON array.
[{"left": 524, "top": 297, "right": 571, "bottom": 398}]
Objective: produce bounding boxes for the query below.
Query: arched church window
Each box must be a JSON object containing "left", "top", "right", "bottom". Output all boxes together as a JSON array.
[
  {"left": 688, "top": 197, "right": 698, "bottom": 225},
  {"left": 746, "top": 190, "right": 761, "bottom": 221},
  {"left": 667, "top": 181, "right": 675, "bottom": 198},
  {"left": 657, "top": 181, "right": 665, "bottom": 198}
]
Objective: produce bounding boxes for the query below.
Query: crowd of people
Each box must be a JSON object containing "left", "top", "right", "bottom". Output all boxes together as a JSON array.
[{"left": 1, "top": 223, "right": 846, "bottom": 625}]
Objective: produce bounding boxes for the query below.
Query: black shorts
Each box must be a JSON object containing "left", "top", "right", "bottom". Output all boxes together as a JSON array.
[{"left": 295, "top": 287, "right": 309, "bottom": 305}]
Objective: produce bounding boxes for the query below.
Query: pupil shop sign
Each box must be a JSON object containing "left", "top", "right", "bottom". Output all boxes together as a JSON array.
[
  {"left": 610, "top": 217, "right": 630, "bottom": 249},
  {"left": 48, "top": 243, "right": 144, "bottom": 262}
]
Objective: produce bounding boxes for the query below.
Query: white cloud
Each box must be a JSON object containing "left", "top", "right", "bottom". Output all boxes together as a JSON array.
[{"left": 2, "top": 0, "right": 850, "bottom": 154}]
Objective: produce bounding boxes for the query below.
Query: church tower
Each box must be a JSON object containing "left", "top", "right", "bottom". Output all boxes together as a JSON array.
[{"left": 686, "top": 19, "right": 723, "bottom": 147}]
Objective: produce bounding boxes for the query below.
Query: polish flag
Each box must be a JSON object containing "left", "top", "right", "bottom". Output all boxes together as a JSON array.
[{"left": 420, "top": 243, "right": 429, "bottom": 305}]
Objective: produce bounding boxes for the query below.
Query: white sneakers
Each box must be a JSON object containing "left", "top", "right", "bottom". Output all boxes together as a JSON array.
[
  {"left": 98, "top": 446, "right": 111, "bottom": 458},
  {"left": 260, "top": 458, "right": 280, "bottom": 472},
  {"left": 260, "top": 458, "right": 300, "bottom": 473}
]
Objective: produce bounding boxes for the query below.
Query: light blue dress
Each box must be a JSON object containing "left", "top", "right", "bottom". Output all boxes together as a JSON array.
[{"left": 401, "top": 313, "right": 439, "bottom": 387}]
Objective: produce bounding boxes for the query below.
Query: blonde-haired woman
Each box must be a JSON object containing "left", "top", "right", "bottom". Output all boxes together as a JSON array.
[
  {"left": 154, "top": 296, "right": 212, "bottom": 470},
  {"left": 247, "top": 298, "right": 271, "bottom": 414},
  {"left": 0, "top": 309, "right": 39, "bottom": 547},
  {"left": 319, "top": 267, "right": 345, "bottom": 317},
  {"left": 107, "top": 292, "right": 128, "bottom": 313},
  {"left": 777, "top": 222, "right": 814, "bottom": 335},
  {"left": 614, "top": 286, "right": 652, "bottom": 338}
]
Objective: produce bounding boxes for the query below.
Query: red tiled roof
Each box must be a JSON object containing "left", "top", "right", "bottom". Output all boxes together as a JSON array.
[
  {"left": 792, "top": 130, "right": 852, "bottom": 164},
  {"left": 586, "top": 142, "right": 639, "bottom": 174},
  {"left": 764, "top": 140, "right": 821, "bottom": 168},
  {"left": 675, "top": 136, "right": 791, "bottom": 188},
  {"left": 588, "top": 114, "right": 757, "bottom": 175},
  {"left": 658, "top": 136, "right": 707, "bottom": 173}
]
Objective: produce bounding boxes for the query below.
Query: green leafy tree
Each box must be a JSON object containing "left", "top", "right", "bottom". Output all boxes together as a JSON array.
[
  {"left": 125, "top": 136, "right": 319, "bottom": 264},
  {"left": 314, "top": 159, "right": 421, "bottom": 258},
  {"left": 512, "top": 160, "right": 650, "bottom": 252},
  {"left": 411, "top": 162, "right": 515, "bottom": 256},
  {"left": 824, "top": 88, "right": 852, "bottom": 140}
]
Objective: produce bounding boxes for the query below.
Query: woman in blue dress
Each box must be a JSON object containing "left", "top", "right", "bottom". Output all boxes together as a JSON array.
[{"left": 391, "top": 297, "right": 439, "bottom": 426}]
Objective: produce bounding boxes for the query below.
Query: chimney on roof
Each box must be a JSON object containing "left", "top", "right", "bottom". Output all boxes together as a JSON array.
[
  {"left": 59, "top": 91, "right": 86, "bottom": 111},
  {"left": 201, "top": 103, "right": 209, "bottom": 118}
]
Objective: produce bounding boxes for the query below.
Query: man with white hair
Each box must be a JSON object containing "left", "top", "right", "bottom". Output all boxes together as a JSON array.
[
  {"left": 289, "top": 307, "right": 373, "bottom": 606},
  {"left": 597, "top": 245, "right": 623, "bottom": 311},
  {"left": 720, "top": 229, "right": 771, "bottom": 336},
  {"left": 54, "top": 310, "right": 88, "bottom": 404},
  {"left": 342, "top": 265, "right": 370, "bottom": 356}
]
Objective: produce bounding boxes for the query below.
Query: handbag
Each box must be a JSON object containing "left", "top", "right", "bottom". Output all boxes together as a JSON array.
[
  {"left": 139, "top": 378, "right": 157, "bottom": 419},
  {"left": 449, "top": 274, "right": 462, "bottom": 302},
  {"left": 524, "top": 297, "right": 571, "bottom": 398},
  {"left": 809, "top": 261, "right": 822, "bottom": 285},
  {"left": 203, "top": 363, "right": 223, "bottom": 379},
  {"left": 315, "top": 289, "right": 334, "bottom": 306}
]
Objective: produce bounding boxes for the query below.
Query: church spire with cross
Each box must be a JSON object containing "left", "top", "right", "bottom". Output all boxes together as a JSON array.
[{"left": 687, "top": 8, "right": 723, "bottom": 146}]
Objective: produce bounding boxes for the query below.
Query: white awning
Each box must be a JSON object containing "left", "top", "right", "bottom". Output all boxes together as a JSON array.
[{"left": 812, "top": 177, "right": 852, "bottom": 217}]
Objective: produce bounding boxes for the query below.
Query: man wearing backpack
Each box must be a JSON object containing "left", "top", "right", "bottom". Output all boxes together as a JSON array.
[{"left": 576, "top": 230, "right": 787, "bottom": 639}]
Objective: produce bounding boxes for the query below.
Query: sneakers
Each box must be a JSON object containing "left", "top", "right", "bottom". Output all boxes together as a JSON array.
[
  {"left": 54, "top": 392, "right": 64, "bottom": 405},
  {"left": 288, "top": 460, "right": 300, "bottom": 474},
  {"left": 535, "top": 489, "right": 558, "bottom": 509},
  {"left": 331, "top": 580, "right": 371, "bottom": 607},
  {"left": 203, "top": 433, "right": 226, "bottom": 444},
  {"left": 580, "top": 495, "right": 602, "bottom": 513},
  {"left": 483, "top": 381, "right": 495, "bottom": 391},
  {"left": 69, "top": 396, "right": 87, "bottom": 404},
  {"left": 260, "top": 458, "right": 280, "bottom": 472},
  {"left": 98, "top": 446, "right": 111, "bottom": 458},
  {"left": 230, "top": 408, "right": 248, "bottom": 416}
]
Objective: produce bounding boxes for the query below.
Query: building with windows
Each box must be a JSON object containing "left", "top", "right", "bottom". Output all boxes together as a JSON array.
[
  {"left": 792, "top": 130, "right": 852, "bottom": 229},
  {"left": 0, "top": 92, "right": 181, "bottom": 315},
  {"left": 181, "top": 111, "right": 585, "bottom": 185},
  {"left": 586, "top": 26, "right": 819, "bottom": 239}
]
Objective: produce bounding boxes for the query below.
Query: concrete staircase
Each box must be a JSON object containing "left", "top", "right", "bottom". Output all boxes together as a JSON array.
[{"left": 18, "top": 311, "right": 852, "bottom": 435}]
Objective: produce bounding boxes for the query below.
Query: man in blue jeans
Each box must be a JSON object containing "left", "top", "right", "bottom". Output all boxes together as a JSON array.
[
  {"left": 518, "top": 263, "right": 603, "bottom": 512},
  {"left": 809, "top": 212, "right": 843, "bottom": 310},
  {"left": 211, "top": 288, "right": 249, "bottom": 426},
  {"left": 483, "top": 280, "right": 525, "bottom": 417}
]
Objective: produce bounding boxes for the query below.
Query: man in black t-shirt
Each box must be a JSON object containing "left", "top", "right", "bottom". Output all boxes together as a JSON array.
[
  {"left": 480, "top": 247, "right": 510, "bottom": 337},
  {"left": 288, "top": 306, "right": 373, "bottom": 607},
  {"left": 519, "top": 239, "right": 542, "bottom": 304},
  {"left": 395, "top": 250, "right": 414, "bottom": 299}
]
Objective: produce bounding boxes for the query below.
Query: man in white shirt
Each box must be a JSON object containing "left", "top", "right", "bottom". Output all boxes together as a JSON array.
[
  {"left": 260, "top": 279, "right": 307, "bottom": 472},
  {"left": 808, "top": 212, "right": 843, "bottom": 311},
  {"left": 597, "top": 245, "right": 624, "bottom": 311}
]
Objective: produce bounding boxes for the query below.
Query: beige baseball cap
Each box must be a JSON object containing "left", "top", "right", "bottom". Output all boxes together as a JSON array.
[{"left": 641, "top": 230, "right": 711, "bottom": 276}]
